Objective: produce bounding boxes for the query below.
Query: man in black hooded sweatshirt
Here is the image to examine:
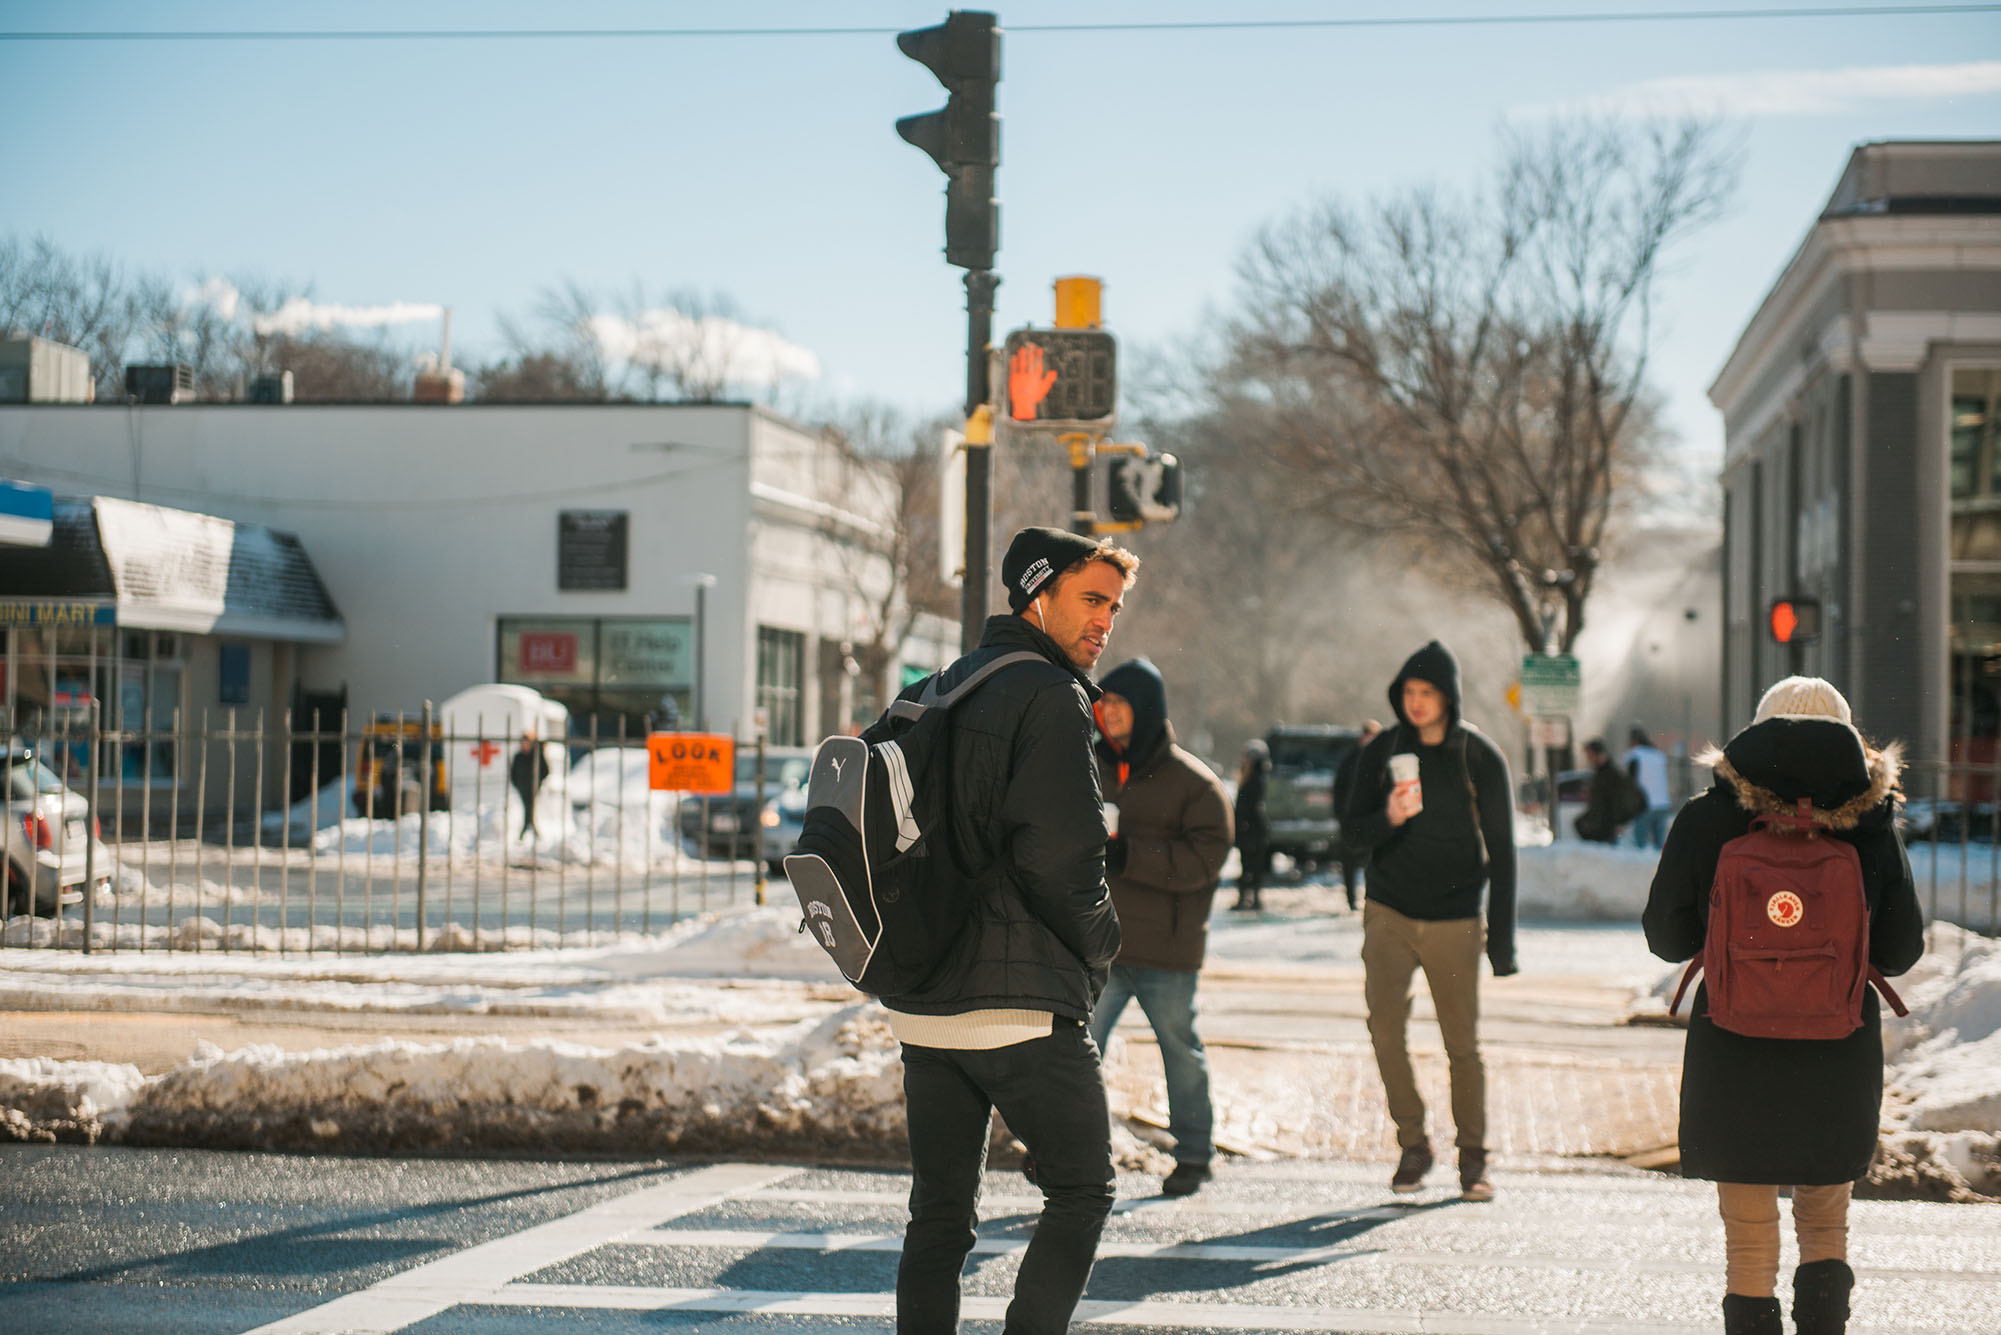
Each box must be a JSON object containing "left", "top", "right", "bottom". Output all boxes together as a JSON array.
[{"left": 1340, "top": 641, "right": 1517, "bottom": 1202}]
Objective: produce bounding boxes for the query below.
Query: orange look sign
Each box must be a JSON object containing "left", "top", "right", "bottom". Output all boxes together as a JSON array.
[{"left": 646, "top": 733, "right": 734, "bottom": 793}]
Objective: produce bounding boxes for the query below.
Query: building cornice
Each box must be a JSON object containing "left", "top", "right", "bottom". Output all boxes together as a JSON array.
[{"left": 1709, "top": 214, "right": 2001, "bottom": 418}]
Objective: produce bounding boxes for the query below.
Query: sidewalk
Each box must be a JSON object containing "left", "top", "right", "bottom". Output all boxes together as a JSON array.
[{"left": 0, "top": 906, "right": 1686, "bottom": 1169}]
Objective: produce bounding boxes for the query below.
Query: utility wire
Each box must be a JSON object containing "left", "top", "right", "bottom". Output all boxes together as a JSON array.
[{"left": 3, "top": 4, "right": 1998, "bottom": 41}]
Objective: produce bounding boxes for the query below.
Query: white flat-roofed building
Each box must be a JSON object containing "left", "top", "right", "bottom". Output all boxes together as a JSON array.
[{"left": 0, "top": 402, "right": 933, "bottom": 748}]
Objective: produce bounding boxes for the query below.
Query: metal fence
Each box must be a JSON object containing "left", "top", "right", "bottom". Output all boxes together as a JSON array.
[
  {"left": 3, "top": 704, "right": 779, "bottom": 953},
  {"left": 1900, "top": 758, "right": 2001, "bottom": 942},
  {"left": 8, "top": 706, "right": 1998, "bottom": 953}
]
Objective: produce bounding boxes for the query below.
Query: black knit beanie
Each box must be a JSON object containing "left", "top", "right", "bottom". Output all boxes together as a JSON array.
[{"left": 1000, "top": 526, "right": 1104, "bottom": 612}]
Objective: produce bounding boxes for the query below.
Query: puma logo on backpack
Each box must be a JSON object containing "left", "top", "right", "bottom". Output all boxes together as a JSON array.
[
  {"left": 1672, "top": 798, "right": 1906, "bottom": 1039},
  {"left": 783, "top": 651, "right": 1042, "bottom": 996}
]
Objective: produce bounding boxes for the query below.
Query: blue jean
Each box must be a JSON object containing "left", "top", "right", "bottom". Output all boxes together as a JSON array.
[
  {"left": 1089, "top": 963, "right": 1214, "bottom": 1166},
  {"left": 1631, "top": 807, "right": 1671, "bottom": 849},
  {"left": 899, "top": 1021, "right": 1114, "bottom": 1335}
]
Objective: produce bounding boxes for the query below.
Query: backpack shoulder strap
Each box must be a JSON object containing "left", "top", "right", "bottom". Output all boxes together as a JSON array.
[
  {"left": 1671, "top": 955, "right": 1703, "bottom": 1016},
  {"left": 1868, "top": 967, "right": 1909, "bottom": 1018},
  {"left": 888, "top": 650, "right": 1046, "bottom": 721}
]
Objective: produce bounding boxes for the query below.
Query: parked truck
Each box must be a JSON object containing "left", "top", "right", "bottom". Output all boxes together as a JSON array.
[{"left": 1264, "top": 724, "right": 1363, "bottom": 872}]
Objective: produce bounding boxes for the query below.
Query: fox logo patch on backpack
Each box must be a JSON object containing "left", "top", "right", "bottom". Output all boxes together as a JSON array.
[
  {"left": 1673, "top": 798, "right": 1905, "bottom": 1040},
  {"left": 783, "top": 651, "right": 1042, "bottom": 996}
]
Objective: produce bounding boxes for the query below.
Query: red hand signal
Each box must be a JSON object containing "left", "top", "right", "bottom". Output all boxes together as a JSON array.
[{"left": 1008, "top": 343, "right": 1058, "bottom": 421}]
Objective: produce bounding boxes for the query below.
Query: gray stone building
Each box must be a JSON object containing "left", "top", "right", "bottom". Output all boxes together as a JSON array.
[{"left": 1709, "top": 140, "right": 2001, "bottom": 766}]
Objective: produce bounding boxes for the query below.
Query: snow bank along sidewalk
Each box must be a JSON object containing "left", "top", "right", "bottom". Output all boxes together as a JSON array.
[{"left": 3, "top": 904, "right": 1999, "bottom": 1199}]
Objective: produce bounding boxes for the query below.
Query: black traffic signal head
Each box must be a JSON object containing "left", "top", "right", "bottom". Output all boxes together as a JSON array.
[
  {"left": 1002, "top": 328, "right": 1117, "bottom": 427},
  {"left": 896, "top": 11, "right": 1000, "bottom": 271},
  {"left": 1108, "top": 453, "right": 1183, "bottom": 526},
  {"left": 1769, "top": 596, "right": 1822, "bottom": 645}
]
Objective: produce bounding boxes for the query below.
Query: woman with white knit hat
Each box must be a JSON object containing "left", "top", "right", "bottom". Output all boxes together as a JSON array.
[{"left": 1643, "top": 677, "right": 1924, "bottom": 1335}]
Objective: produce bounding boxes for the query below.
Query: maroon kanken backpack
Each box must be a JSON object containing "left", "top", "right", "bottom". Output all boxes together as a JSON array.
[{"left": 1672, "top": 799, "right": 1906, "bottom": 1040}]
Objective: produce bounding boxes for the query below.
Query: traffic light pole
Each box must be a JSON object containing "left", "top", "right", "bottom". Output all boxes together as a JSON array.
[
  {"left": 1068, "top": 436, "right": 1094, "bottom": 535},
  {"left": 961, "top": 269, "right": 998, "bottom": 653}
]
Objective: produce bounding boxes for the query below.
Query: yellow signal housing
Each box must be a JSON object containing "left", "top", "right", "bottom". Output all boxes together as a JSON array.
[{"left": 1053, "top": 276, "right": 1102, "bottom": 330}]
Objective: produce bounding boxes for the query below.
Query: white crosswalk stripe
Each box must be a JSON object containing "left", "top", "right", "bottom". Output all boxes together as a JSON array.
[
  {"left": 238, "top": 1161, "right": 2000, "bottom": 1335},
  {"left": 481, "top": 1283, "right": 1727, "bottom": 1333}
]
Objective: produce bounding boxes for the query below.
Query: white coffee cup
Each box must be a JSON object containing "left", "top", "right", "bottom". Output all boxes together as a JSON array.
[
  {"left": 1103, "top": 802, "right": 1120, "bottom": 837},
  {"left": 1389, "top": 753, "right": 1422, "bottom": 811}
]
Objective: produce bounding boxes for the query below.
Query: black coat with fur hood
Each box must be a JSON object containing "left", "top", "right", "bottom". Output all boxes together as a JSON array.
[{"left": 1643, "top": 718, "right": 1924, "bottom": 1185}]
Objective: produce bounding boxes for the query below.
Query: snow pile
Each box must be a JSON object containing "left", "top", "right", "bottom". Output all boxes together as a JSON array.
[
  {"left": 0, "top": 1007, "right": 912, "bottom": 1157},
  {"left": 1515, "top": 842, "right": 1659, "bottom": 921},
  {"left": 0, "top": 1057, "right": 147, "bottom": 1143},
  {"left": 258, "top": 779, "right": 351, "bottom": 842},
  {"left": 1875, "top": 925, "right": 2001, "bottom": 1197}
]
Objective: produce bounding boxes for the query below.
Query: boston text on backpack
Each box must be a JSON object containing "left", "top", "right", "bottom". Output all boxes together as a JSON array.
[
  {"left": 1672, "top": 798, "right": 1906, "bottom": 1039},
  {"left": 783, "top": 652, "right": 1043, "bottom": 996}
]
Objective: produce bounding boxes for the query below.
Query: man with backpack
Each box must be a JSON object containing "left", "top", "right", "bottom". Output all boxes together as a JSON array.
[
  {"left": 1089, "top": 658, "right": 1234, "bottom": 1197},
  {"left": 879, "top": 526, "right": 1135, "bottom": 1335},
  {"left": 1575, "top": 737, "right": 1645, "bottom": 844},
  {"left": 1644, "top": 677, "right": 1922, "bottom": 1335},
  {"left": 1340, "top": 641, "right": 1517, "bottom": 1202}
]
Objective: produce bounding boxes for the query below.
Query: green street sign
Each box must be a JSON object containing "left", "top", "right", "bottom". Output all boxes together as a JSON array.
[{"left": 1520, "top": 653, "right": 1581, "bottom": 718}]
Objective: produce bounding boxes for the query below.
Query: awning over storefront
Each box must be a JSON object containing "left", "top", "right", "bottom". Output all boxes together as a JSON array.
[
  {"left": 0, "top": 495, "right": 344, "bottom": 643},
  {"left": 0, "top": 480, "right": 53, "bottom": 547}
]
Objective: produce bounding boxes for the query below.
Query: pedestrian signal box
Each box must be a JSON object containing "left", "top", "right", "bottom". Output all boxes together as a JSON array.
[
  {"left": 1002, "top": 328, "right": 1117, "bottom": 429},
  {"left": 1107, "top": 452, "right": 1182, "bottom": 524},
  {"left": 1768, "top": 597, "right": 1822, "bottom": 645}
]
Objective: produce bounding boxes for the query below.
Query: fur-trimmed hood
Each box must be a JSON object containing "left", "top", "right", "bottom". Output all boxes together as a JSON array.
[{"left": 1696, "top": 716, "right": 1902, "bottom": 832}]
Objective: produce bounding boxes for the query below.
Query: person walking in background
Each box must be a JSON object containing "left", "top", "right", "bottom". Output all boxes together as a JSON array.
[
  {"left": 1574, "top": 737, "right": 1638, "bottom": 845},
  {"left": 1626, "top": 725, "right": 1674, "bottom": 849},
  {"left": 1643, "top": 677, "right": 1922, "bottom": 1335},
  {"left": 884, "top": 526, "right": 1132, "bottom": 1335},
  {"left": 1090, "top": 658, "right": 1234, "bottom": 1197},
  {"left": 1333, "top": 720, "right": 1383, "bottom": 911},
  {"left": 1232, "top": 739, "right": 1271, "bottom": 911},
  {"left": 509, "top": 732, "right": 548, "bottom": 840},
  {"left": 1341, "top": 641, "right": 1517, "bottom": 1202}
]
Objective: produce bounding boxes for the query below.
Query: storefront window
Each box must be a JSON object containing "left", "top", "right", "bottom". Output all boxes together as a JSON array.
[
  {"left": 1948, "top": 368, "right": 2001, "bottom": 776},
  {"left": 1, "top": 620, "right": 180, "bottom": 783},
  {"left": 496, "top": 616, "right": 692, "bottom": 740}
]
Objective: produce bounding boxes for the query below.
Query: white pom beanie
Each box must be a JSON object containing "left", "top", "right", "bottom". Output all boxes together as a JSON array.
[
  {"left": 1752, "top": 676, "right": 1864, "bottom": 750},
  {"left": 1753, "top": 675, "right": 1851, "bottom": 726}
]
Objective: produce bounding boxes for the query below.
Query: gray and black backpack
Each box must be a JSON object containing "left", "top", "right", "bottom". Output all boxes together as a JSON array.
[{"left": 783, "top": 651, "right": 1041, "bottom": 996}]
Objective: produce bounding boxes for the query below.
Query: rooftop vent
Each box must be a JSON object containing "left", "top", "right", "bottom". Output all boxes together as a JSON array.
[{"left": 125, "top": 363, "right": 195, "bottom": 405}]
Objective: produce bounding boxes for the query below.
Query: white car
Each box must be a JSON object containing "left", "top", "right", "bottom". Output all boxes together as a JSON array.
[{"left": 4, "top": 741, "right": 114, "bottom": 917}]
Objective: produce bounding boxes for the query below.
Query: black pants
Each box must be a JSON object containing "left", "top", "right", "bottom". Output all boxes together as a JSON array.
[{"left": 898, "top": 1020, "right": 1114, "bottom": 1334}]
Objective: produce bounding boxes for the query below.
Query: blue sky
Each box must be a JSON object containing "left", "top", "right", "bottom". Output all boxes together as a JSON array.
[{"left": 4, "top": 1, "right": 1999, "bottom": 467}]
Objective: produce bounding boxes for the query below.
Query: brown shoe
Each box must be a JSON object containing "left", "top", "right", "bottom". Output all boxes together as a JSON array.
[
  {"left": 1390, "top": 1142, "right": 1433, "bottom": 1193},
  {"left": 1458, "top": 1149, "right": 1494, "bottom": 1202}
]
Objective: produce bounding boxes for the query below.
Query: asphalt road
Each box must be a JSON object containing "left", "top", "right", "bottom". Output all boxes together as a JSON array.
[{"left": 4, "top": 1147, "right": 1997, "bottom": 1335}]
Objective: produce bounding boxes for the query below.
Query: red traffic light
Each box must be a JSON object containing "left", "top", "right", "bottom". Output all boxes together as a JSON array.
[{"left": 1769, "top": 597, "right": 1821, "bottom": 645}]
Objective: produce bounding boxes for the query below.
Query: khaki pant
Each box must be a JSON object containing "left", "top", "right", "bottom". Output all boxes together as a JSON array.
[
  {"left": 1361, "top": 901, "right": 1486, "bottom": 1152},
  {"left": 1716, "top": 1181, "right": 1852, "bottom": 1297}
]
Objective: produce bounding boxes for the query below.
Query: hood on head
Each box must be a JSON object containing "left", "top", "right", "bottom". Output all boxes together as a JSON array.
[
  {"left": 1388, "top": 640, "right": 1462, "bottom": 732},
  {"left": 1099, "top": 657, "right": 1168, "bottom": 764},
  {"left": 1698, "top": 717, "right": 1903, "bottom": 830}
]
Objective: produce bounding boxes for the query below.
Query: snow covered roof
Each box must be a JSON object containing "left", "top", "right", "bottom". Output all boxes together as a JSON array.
[{"left": 0, "top": 493, "right": 344, "bottom": 642}]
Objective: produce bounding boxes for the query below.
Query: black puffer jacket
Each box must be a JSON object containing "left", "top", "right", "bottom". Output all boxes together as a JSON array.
[
  {"left": 1643, "top": 718, "right": 1924, "bottom": 1185},
  {"left": 882, "top": 614, "right": 1121, "bottom": 1022}
]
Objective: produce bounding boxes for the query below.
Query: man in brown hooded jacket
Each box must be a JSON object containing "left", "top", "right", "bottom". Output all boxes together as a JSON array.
[{"left": 1088, "top": 658, "right": 1234, "bottom": 1195}]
